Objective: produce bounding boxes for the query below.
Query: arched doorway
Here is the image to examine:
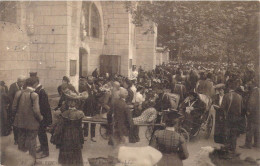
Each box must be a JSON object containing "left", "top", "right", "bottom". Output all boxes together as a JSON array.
[{"left": 79, "top": 48, "right": 88, "bottom": 78}]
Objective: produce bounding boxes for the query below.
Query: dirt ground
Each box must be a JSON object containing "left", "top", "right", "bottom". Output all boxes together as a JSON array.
[
  {"left": 2, "top": 125, "right": 259, "bottom": 166},
  {"left": 3, "top": 97, "right": 259, "bottom": 166}
]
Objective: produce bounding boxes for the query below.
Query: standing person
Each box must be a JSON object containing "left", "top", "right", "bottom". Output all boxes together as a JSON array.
[
  {"left": 107, "top": 81, "right": 121, "bottom": 145},
  {"left": 9, "top": 75, "right": 26, "bottom": 145},
  {"left": 0, "top": 81, "right": 8, "bottom": 94},
  {"left": 129, "top": 87, "right": 145, "bottom": 143},
  {"left": 150, "top": 111, "right": 189, "bottom": 166},
  {"left": 220, "top": 78, "right": 243, "bottom": 156},
  {"left": 130, "top": 80, "right": 137, "bottom": 103},
  {"left": 83, "top": 76, "right": 98, "bottom": 142},
  {"left": 240, "top": 76, "right": 260, "bottom": 149},
  {"left": 0, "top": 83, "right": 10, "bottom": 136},
  {"left": 92, "top": 68, "right": 99, "bottom": 78},
  {"left": 122, "top": 79, "right": 134, "bottom": 105},
  {"left": 34, "top": 77, "right": 52, "bottom": 159},
  {"left": 112, "top": 87, "right": 134, "bottom": 145},
  {"left": 55, "top": 97, "right": 85, "bottom": 166},
  {"left": 132, "top": 65, "right": 139, "bottom": 81},
  {"left": 213, "top": 86, "right": 225, "bottom": 107},
  {"left": 12, "top": 77, "right": 43, "bottom": 160}
]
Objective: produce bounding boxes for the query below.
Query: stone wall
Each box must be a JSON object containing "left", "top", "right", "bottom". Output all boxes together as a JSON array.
[
  {"left": 101, "top": 1, "right": 130, "bottom": 76},
  {"left": 28, "top": 1, "right": 68, "bottom": 90},
  {"left": 0, "top": 1, "right": 166, "bottom": 91},
  {"left": 0, "top": 22, "right": 31, "bottom": 86},
  {"left": 0, "top": 2, "right": 31, "bottom": 86}
]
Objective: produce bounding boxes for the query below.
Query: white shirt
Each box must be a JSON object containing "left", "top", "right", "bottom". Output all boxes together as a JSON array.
[
  {"left": 219, "top": 95, "right": 224, "bottom": 106},
  {"left": 130, "top": 85, "right": 137, "bottom": 103}
]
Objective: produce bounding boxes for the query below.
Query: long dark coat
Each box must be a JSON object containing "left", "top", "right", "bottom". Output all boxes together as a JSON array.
[
  {"left": 112, "top": 98, "right": 134, "bottom": 137},
  {"left": 83, "top": 84, "right": 97, "bottom": 117},
  {"left": 247, "top": 87, "right": 260, "bottom": 124},
  {"left": 0, "top": 89, "right": 10, "bottom": 135},
  {"left": 9, "top": 82, "right": 21, "bottom": 102},
  {"left": 35, "top": 85, "right": 52, "bottom": 126}
]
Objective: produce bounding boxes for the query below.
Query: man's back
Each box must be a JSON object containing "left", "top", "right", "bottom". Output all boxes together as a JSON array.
[
  {"left": 113, "top": 99, "right": 133, "bottom": 136},
  {"left": 221, "top": 91, "right": 243, "bottom": 120},
  {"left": 12, "top": 88, "right": 42, "bottom": 130}
]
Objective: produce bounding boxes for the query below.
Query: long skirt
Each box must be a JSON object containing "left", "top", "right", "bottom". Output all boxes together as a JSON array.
[{"left": 58, "top": 149, "right": 83, "bottom": 166}]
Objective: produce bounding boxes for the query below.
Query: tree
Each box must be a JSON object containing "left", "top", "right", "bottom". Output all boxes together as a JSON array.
[{"left": 125, "top": 1, "right": 259, "bottom": 66}]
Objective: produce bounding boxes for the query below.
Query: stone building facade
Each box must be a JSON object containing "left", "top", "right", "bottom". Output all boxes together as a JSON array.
[{"left": 0, "top": 1, "right": 169, "bottom": 91}]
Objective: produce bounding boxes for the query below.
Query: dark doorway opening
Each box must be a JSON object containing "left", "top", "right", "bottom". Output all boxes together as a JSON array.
[
  {"left": 79, "top": 48, "right": 88, "bottom": 78},
  {"left": 100, "top": 55, "right": 121, "bottom": 77}
]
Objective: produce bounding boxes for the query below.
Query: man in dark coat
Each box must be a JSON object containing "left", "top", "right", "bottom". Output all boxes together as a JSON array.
[
  {"left": 34, "top": 77, "right": 52, "bottom": 158},
  {"left": 112, "top": 87, "right": 134, "bottom": 145},
  {"left": 83, "top": 76, "right": 98, "bottom": 142},
  {"left": 12, "top": 77, "right": 43, "bottom": 160},
  {"left": 0, "top": 83, "right": 10, "bottom": 136},
  {"left": 220, "top": 79, "right": 243, "bottom": 155},
  {"left": 240, "top": 76, "right": 260, "bottom": 149},
  {"left": 9, "top": 75, "right": 26, "bottom": 145}
]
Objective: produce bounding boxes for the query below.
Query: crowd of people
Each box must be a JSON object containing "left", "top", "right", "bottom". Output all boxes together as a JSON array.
[{"left": 0, "top": 60, "right": 259, "bottom": 166}]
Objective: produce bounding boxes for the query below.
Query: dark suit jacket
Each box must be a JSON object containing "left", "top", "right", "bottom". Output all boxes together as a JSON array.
[
  {"left": 35, "top": 85, "right": 52, "bottom": 126},
  {"left": 220, "top": 91, "right": 243, "bottom": 121},
  {"left": 247, "top": 87, "right": 260, "bottom": 124},
  {"left": 83, "top": 84, "right": 97, "bottom": 116},
  {"left": 213, "top": 94, "right": 220, "bottom": 106},
  {"left": 112, "top": 98, "right": 133, "bottom": 137},
  {"left": 9, "top": 82, "right": 20, "bottom": 103}
]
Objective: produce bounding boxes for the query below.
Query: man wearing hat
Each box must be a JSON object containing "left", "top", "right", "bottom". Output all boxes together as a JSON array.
[
  {"left": 9, "top": 75, "right": 26, "bottom": 145},
  {"left": 240, "top": 76, "right": 260, "bottom": 149},
  {"left": 150, "top": 110, "right": 189, "bottom": 166},
  {"left": 112, "top": 87, "right": 134, "bottom": 145},
  {"left": 83, "top": 76, "right": 98, "bottom": 142},
  {"left": 29, "top": 72, "right": 37, "bottom": 78},
  {"left": 34, "top": 77, "right": 52, "bottom": 159},
  {"left": 220, "top": 78, "right": 243, "bottom": 156}
]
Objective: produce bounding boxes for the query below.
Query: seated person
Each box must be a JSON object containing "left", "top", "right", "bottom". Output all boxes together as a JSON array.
[
  {"left": 133, "top": 107, "right": 157, "bottom": 125},
  {"left": 179, "top": 92, "right": 207, "bottom": 135}
]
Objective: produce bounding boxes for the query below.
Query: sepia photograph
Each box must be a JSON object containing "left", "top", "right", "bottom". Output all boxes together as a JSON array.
[{"left": 0, "top": 0, "right": 259, "bottom": 166}]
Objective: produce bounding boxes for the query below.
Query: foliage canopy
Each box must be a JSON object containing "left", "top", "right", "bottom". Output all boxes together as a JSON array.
[{"left": 125, "top": 1, "right": 259, "bottom": 65}]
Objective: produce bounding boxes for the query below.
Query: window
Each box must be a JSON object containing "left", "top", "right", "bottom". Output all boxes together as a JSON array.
[
  {"left": 81, "top": 3, "right": 101, "bottom": 39},
  {"left": 90, "top": 4, "right": 100, "bottom": 38},
  {"left": 82, "top": 2, "right": 91, "bottom": 36},
  {"left": 0, "top": 2, "right": 17, "bottom": 24}
]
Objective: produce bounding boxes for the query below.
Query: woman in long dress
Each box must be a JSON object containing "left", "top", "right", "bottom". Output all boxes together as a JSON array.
[
  {"left": 53, "top": 97, "right": 85, "bottom": 166},
  {"left": 150, "top": 111, "right": 189, "bottom": 166}
]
